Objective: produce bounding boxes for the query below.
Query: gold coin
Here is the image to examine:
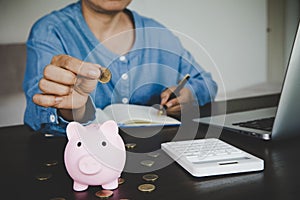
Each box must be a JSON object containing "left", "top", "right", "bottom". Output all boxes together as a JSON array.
[
  {"left": 35, "top": 173, "right": 52, "bottom": 181},
  {"left": 147, "top": 152, "right": 160, "bottom": 158},
  {"left": 125, "top": 143, "right": 136, "bottom": 149},
  {"left": 44, "top": 160, "right": 58, "bottom": 167},
  {"left": 44, "top": 133, "right": 54, "bottom": 137},
  {"left": 98, "top": 68, "right": 112, "bottom": 83},
  {"left": 157, "top": 109, "right": 165, "bottom": 116},
  {"left": 138, "top": 184, "right": 156, "bottom": 192},
  {"left": 118, "top": 177, "right": 125, "bottom": 185},
  {"left": 142, "top": 174, "right": 159, "bottom": 182},
  {"left": 140, "top": 160, "right": 155, "bottom": 167},
  {"left": 95, "top": 190, "right": 114, "bottom": 198}
]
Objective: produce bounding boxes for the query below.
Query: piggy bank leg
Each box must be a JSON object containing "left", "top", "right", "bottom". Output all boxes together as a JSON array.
[
  {"left": 102, "top": 179, "right": 118, "bottom": 190},
  {"left": 73, "top": 181, "right": 88, "bottom": 191}
]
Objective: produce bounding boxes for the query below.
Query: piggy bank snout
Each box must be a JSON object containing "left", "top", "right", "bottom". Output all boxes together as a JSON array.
[{"left": 79, "top": 156, "right": 102, "bottom": 175}]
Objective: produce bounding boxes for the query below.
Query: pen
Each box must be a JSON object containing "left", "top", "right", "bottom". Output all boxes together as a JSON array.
[{"left": 159, "top": 74, "right": 190, "bottom": 115}]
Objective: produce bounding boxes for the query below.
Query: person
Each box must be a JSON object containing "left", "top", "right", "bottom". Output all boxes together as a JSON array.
[{"left": 23, "top": 0, "right": 218, "bottom": 135}]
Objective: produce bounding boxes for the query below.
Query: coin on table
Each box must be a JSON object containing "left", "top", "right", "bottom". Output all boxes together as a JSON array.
[
  {"left": 138, "top": 184, "right": 156, "bottom": 192},
  {"left": 118, "top": 177, "right": 125, "bottom": 185},
  {"left": 140, "top": 160, "right": 155, "bottom": 167},
  {"left": 142, "top": 174, "right": 159, "bottom": 182},
  {"left": 35, "top": 173, "right": 52, "bottom": 181},
  {"left": 147, "top": 152, "right": 160, "bottom": 158},
  {"left": 44, "top": 160, "right": 58, "bottom": 167},
  {"left": 95, "top": 190, "right": 114, "bottom": 198},
  {"left": 44, "top": 133, "right": 54, "bottom": 137},
  {"left": 125, "top": 143, "right": 136, "bottom": 149},
  {"left": 49, "top": 197, "right": 66, "bottom": 200},
  {"left": 98, "top": 68, "right": 112, "bottom": 83}
]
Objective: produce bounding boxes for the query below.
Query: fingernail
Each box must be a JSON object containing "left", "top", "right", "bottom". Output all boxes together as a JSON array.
[
  {"left": 161, "top": 97, "right": 168, "bottom": 103},
  {"left": 166, "top": 102, "right": 173, "bottom": 108},
  {"left": 88, "top": 70, "right": 99, "bottom": 78},
  {"left": 55, "top": 97, "right": 63, "bottom": 104}
]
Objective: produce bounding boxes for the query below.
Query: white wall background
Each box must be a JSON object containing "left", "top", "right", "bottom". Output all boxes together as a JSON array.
[
  {"left": 129, "top": 0, "right": 268, "bottom": 99},
  {"left": 0, "top": 0, "right": 77, "bottom": 43}
]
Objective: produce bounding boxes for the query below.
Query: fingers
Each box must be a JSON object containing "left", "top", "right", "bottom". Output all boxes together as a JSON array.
[
  {"left": 33, "top": 92, "right": 88, "bottom": 110},
  {"left": 33, "top": 94, "right": 63, "bottom": 108},
  {"left": 33, "top": 55, "right": 100, "bottom": 113},
  {"left": 160, "top": 87, "right": 175, "bottom": 105},
  {"left": 165, "top": 97, "right": 180, "bottom": 109},
  {"left": 44, "top": 64, "right": 76, "bottom": 85},
  {"left": 51, "top": 54, "right": 101, "bottom": 79},
  {"left": 160, "top": 87, "right": 193, "bottom": 112},
  {"left": 39, "top": 78, "right": 72, "bottom": 96}
]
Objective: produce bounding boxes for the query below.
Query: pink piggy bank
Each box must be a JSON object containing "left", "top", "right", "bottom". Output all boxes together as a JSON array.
[{"left": 64, "top": 120, "right": 126, "bottom": 191}]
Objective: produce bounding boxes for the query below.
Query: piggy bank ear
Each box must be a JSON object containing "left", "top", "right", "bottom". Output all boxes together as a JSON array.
[
  {"left": 66, "top": 122, "right": 82, "bottom": 140},
  {"left": 100, "top": 120, "right": 119, "bottom": 136}
]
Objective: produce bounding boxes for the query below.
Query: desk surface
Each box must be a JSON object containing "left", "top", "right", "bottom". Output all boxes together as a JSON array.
[{"left": 1, "top": 94, "right": 300, "bottom": 200}]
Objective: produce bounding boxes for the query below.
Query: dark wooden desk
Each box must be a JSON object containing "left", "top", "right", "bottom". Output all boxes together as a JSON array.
[{"left": 1, "top": 94, "right": 300, "bottom": 200}]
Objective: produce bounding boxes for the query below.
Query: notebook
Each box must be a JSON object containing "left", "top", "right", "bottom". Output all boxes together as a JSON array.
[
  {"left": 94, "top": 104, "right": 181, "bottom": 127},
  {"left": 194, "top": 22, "right": 300, "bottom": 140}
]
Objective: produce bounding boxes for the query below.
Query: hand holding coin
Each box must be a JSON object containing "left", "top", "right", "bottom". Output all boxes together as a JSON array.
[{"left": 33, "top": 54, "right": 106, "bottom": 121}]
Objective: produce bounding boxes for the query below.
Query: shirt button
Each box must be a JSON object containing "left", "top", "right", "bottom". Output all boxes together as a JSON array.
[
  {"left": 50, "top": 114, "right": 56, "bottom": 123},
  {"left": 119, "top": 56, "right": 127, "bottom": 62},
  {"left": 122, "top": 98, "right": 129, "bottom": 104},
  {"left": 121, "top": 73, "right": 128, "bottom": 80}
]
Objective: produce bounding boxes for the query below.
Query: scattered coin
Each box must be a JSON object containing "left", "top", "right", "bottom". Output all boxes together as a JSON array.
[
  {"left": 118, "top": 177, "right": 125, "bottom": 185},
  {"left": 140, "top": 160, "right": 155, "bottom": 167},
  {"left": 44, "top": 133, "right": 54, "bottom": 137},
  {"left": 49, "top": 198, "right": 66, "bottom": 200},
  {"left": 147, "top": 152, "right": 160, "bottom": 158},
  {"left": 44, "top": 160, "right": 58, "bottom": 167},
  {"left": 125, "top": 143, "right": 136, "bottom": 149},
  {"left": 142, "top": 174, "right": 159, "bottom": 182},
  {"left": 98, "top": 68, "right": 112, "bottom": 83},
  {"left": 95, "top": 190, "right": 114, "bottom": 198},
  {"left": 138, "top": 184, "right": 156, "bottom": 192},
  {"left": 35, "top": 173, "right": 52, "bottom": 181}
]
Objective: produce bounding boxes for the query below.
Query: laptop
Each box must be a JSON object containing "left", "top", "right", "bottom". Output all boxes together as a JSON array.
[{"left": 194, "top": 22, "right": 300, "bottom": 140}]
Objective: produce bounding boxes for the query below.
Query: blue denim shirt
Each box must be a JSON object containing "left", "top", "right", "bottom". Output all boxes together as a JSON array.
[{"left": 23, "top": 1, "right": 217, "bottom": 135}]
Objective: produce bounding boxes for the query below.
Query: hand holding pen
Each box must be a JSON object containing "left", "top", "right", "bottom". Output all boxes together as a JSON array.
[{"left": 159, "top": 74, "right": 191, "bottom": 115}]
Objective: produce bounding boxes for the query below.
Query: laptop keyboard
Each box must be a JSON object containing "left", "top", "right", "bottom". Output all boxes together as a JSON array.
[{"left": 232, "top": 117, "right": 275, "bottom": 131}]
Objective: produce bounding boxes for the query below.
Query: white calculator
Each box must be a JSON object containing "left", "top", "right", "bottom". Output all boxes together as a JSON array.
[{"left": 161, "top": 138, "right": 264, "bottom": 177}]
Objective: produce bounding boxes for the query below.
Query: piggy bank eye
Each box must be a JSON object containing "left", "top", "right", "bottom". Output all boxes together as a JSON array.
[
  {"left": 101, "top": 141, "right": 107, "bottom": 147},
  {"left": 77, "top": 142, "right": 82, "bottom": 147}
]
